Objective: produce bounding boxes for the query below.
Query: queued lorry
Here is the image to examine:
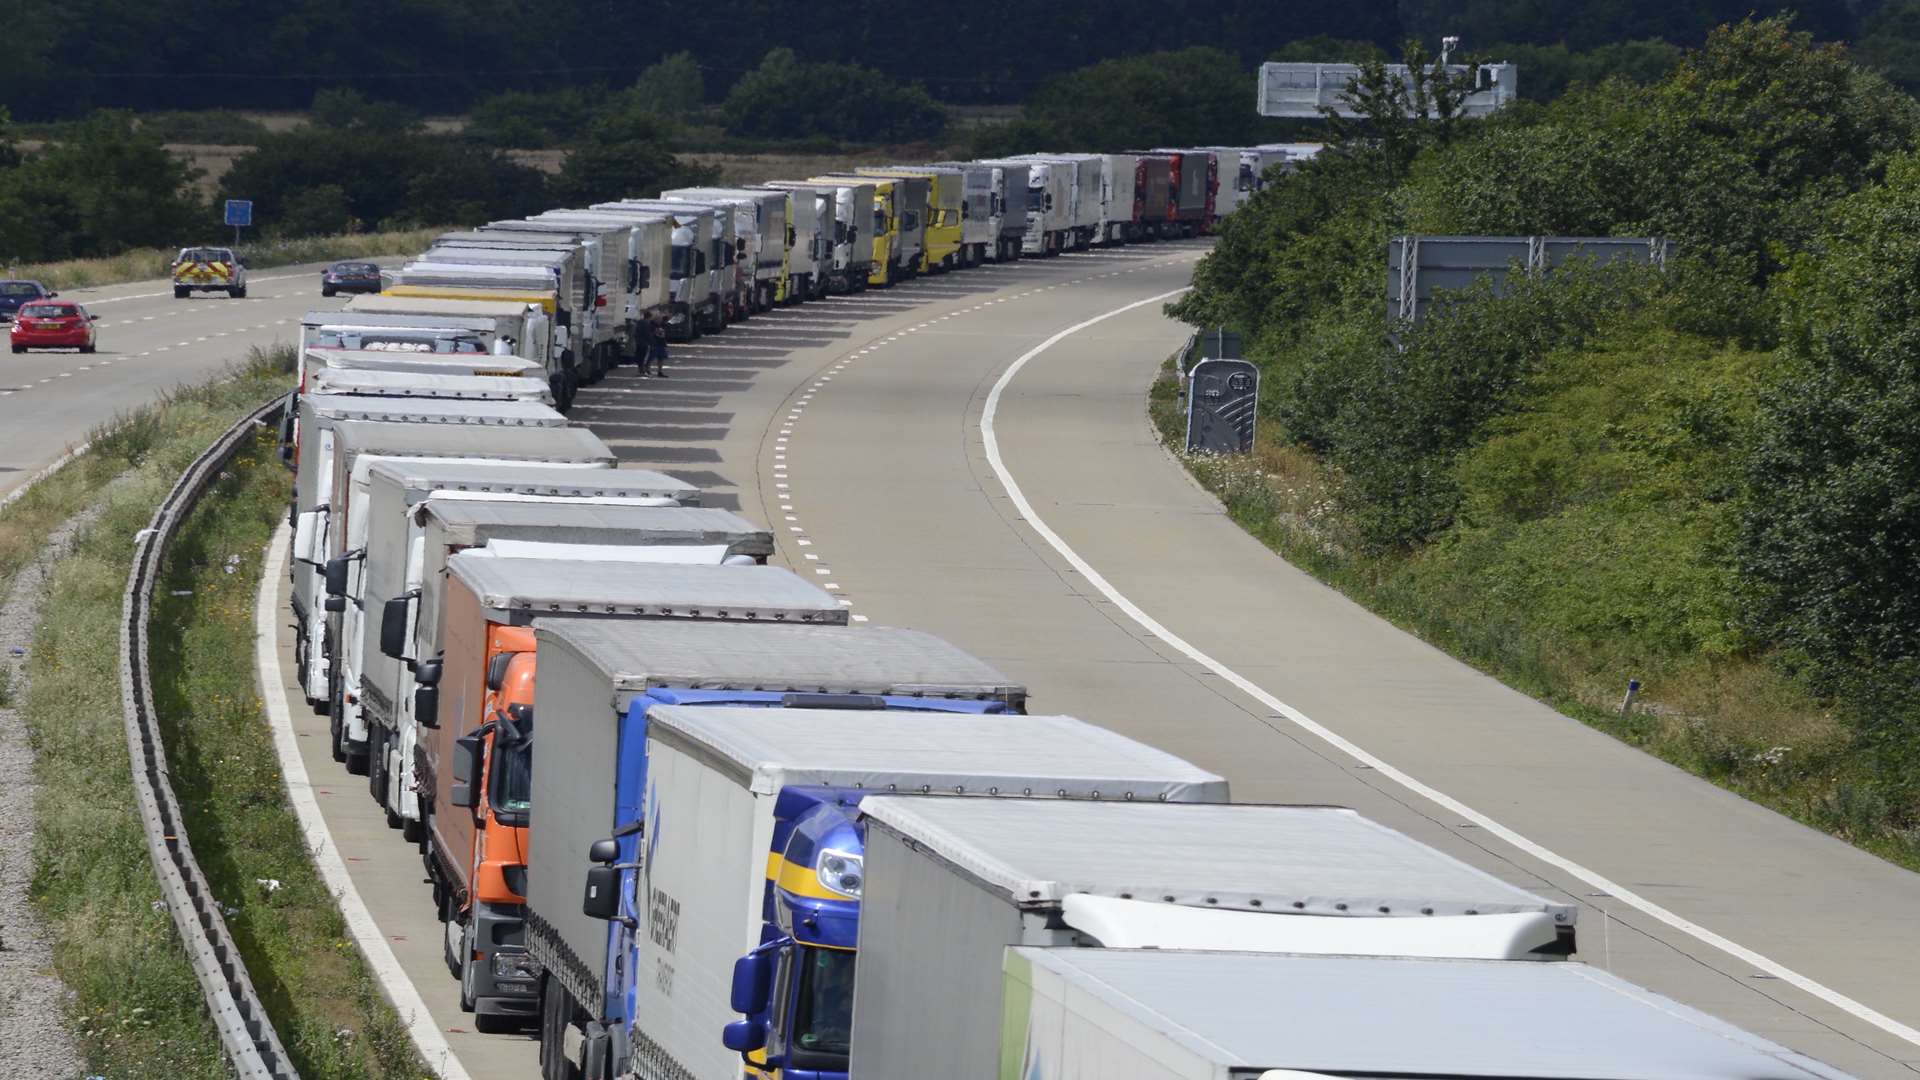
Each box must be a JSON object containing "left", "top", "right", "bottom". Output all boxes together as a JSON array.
[
  {"left": 752, "top": 186, "right": 827, "bottom": 301},
  {"left": 337, "top": 294, "right": 555, "bottom": 367},
  {"left": 531, "top": 657, "right": 1224, "bottom": 1080},
  {"left": 588, "top": 202, "right": 729, "bottom": 338},
  {"left": 761, "top": 181, "right": 871, "bottom": 294},
  {"left": 937, "top": 160, "right": 1026, "bottom": 261},
  {"left": 1151, "top": 148, "right": 1217, "bottom": 236},
  {"left": 526, "top": 210, "right": 676, "bottom": 337},
  {"left": 661, "top": 188, "right": 789, "bottom": 310},
  {"left": 288, "top": 415, "right": 611, "bottom": 737},
  {"left": 329, "top": 458, "right": 708, "bottom": 828},
  {"left": 301, "top": 310, "right": 493, "bottom": 356},
  {"left": 366, "top": 493, "right": 771, "bottom": 837},
  {"left": 978, "top": 158, "right": 1070, "bottom": 256},
  {"left": 606, "top": 199, "right": 748, "bottom": 328},
  {"left": 809, "top": 175, "right": 899, "bottom": 287},
  {"left": 845, "top": 799, "right": 1577, "bottom": 1080},
  {"left": 1132, "top": 154, "right": 1175, "bottom": 238},
  {"left": 304, "top": 368, "right": 554, "bottom": 406},
  {"left": 1011, "top": 154, "right": 1102, "bottom": 249},
  {"left": 1001, "top": 948, "right": 1854, "bottom": 1080},
  {"left": 422, "top": 237, "right": 617, "bottom": 384},
  {"left": 419, "top": 557, "right": 847, "bottom": 1029},
  {"left": 382, "top": 261, "right": 583, "bottom": 408},
  {"left": 468, "top": 218, "right": 651, "bottom": 375},
  {"left": 859, "top": 167, "right": 963, "bottom": 271},
  {"left": 819, "top": 173, "right": 924, "bottom": 281}
]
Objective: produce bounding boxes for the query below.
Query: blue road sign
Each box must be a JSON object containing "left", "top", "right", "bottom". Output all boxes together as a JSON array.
[{"left": 224, "top": 199, "right": 254, "bottom": 227}]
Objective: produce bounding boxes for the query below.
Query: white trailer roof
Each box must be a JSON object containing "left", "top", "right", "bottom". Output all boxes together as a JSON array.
[
  {"left": 303, "top": 310, "right": 501, "bottom": 333},
  {"left": 446, "top": 555, "right": 845, "bottom": 621},
  {"left": 370, "top": 458, "right": 692, "bottom": 501},
  {"left": 306, "top": 370, "right": 551, "bottom": 402},
  {"left": 649, "top": 709, "right": 1226, "bottom": 799},
  {"left": 533, "top": 620, "right": 1024, "bottom": 701},
  {"left": 1009, "top": 948, "right": 1852, "bottom": 1080},
  {"left": 423, "top": 501, "right": 766, "bottom": 552},
  {"left": 331, "top": 421, "right": 612, "bottom": 462},
  {"left": 858, "top": 800, "right": 1572, "bottom": 921},
  {"left": 344, "top": 295, "right": 539, "bottom": 319},
  {"left": 301, "top": 393, "right": 562, "bottom": 426}
]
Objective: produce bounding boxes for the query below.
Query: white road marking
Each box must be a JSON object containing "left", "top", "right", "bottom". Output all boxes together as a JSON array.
[
  {"left": 851, "top": 614, "right": 869, "bottom": 622},
  {"left": 254, "top": 525, "right": 475, "bottom": 1080},
  {"left": 979, "top": 288, "right": 1920, "bottom": 1052}
]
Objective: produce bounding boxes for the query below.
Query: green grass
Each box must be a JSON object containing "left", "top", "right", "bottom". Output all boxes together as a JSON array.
[
  {"left": 1150, "top": 343, "right": 1920, "bottom": 872},
  {"left": 20, "top": 345, "right": 426, "bottom": 1078},
  {"left": 8, "top": 227, "right": 447, "bottom": 293}
]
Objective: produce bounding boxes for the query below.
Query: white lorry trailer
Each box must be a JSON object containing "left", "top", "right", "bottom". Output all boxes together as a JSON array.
[
  {"left": 660, "top": 188, "right": 789, "bottom": 310},
  {"left": 754, "top": 186, "right": 828, "bottom": 300},
  {"left": 304, "top": 368, "right": 553, "bottom": 406},
  {"left": 848, "top": 799, "right": 1577, "bottom": 1080},
  {"left": 528, "top": 211, "right": 676, "bottom": 338},
  {"left": 760, "top": 181, "right": 867, "bottom": 294},
  {"left": 300, "top": 310, "right": 495, "bottom": 356},
  {"left": 336, "top": 460, "right": 715, "bottom": 834},
  {"left": 1002, "top": 948, "right": 1856, "bottom": 1080},
  {"left": 977, "top": 159, "right": 1069, "bottom": 256},
  {"left": 601, "top": 200, "right": 744, "bottom": 330},
  {"left": 1094, "top": 153, "right": 1140, "bottom": 244},
  {"left": 336, "top": 294, "right": 555, "bottom": 370},
  {"left": 474, "top": 218, "right": 644, "bottom": 374},
  {"left": 421, "top": 241, "right": 613, "bottom": 384},
  {"left": 584, "top": 202, "right": 724, "bottom": 338},
  {"left": 941, "top": 161, "right": 1023, "bottom": 261},
  {"left": 289, "top": 418, "right": 613, "bottom": 760},
  {"left": 1012, "top": 155, "right": 1102, "bottom": 249},
  {"left": 381, "top": 262, "right": 583, "bottom": 408}
]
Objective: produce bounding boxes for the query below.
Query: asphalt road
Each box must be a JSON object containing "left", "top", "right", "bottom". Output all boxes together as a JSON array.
[
  {"left": 205, "top": 244, "right": 1920, "bottom": 1077},
  {"left": 0, "top": 260, "right": 362, "bottom": 500}
]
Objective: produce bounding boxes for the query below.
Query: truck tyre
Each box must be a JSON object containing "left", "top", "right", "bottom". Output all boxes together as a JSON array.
[
  {"left": 550, "top": 374, "right": 568, "bottom": 412},
  {"left": 173, "top": 286, "right": 189, "bottom": 299},
  {"left": 402, "top": 816, "right": 424, "bottom": 845},
  {"left": 442, "top": 891, "right": 463, "bottom": 979},
  {"left": 540, "top": 978, "right": 584, "bottom": 1080},
  {"left": 329, "top": 682, "right": 346, "bottom": 763}
]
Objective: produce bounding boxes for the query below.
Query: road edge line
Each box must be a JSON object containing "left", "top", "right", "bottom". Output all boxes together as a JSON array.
[
  {"left": 0, "top": 441, "right": 91, "bottom": 511},
  {"left": 978, "top": 286, "right": 1920, "bottom": 1051},
  {"left": 255, "top": 521, "right": 475, "bottom": 1080}
]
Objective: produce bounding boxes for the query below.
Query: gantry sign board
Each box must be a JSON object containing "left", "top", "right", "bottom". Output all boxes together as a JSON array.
[
  {"left": 1258, "top": 62, "right": 1518, "bottom": 119},
  {"left": 1186, "top": 359, "right": 1259, "bottom": 454},
  {"left": 1387, "top": 234, "right": 1671, "bottom": 324}
]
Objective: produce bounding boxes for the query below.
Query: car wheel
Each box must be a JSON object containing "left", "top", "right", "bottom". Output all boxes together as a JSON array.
[
  {"left": 81, "top": 343, "right": 95, "bottom": 354},
  {"left": 322, "top": 285, "right": 336, "bottom": 298},
  {"left": 230, "top": 286, "right": 247, "bottom": 299},
  {"left": 173, "top": 287, "right": 189, "bottom": 299},
  {"left": 9, "top": 345, "right": 22, "bottom": 354}
]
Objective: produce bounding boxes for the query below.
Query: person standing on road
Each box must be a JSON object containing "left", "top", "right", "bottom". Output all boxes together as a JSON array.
[{"left": 646, "top": 316, "right": 669, "bottom": 378}]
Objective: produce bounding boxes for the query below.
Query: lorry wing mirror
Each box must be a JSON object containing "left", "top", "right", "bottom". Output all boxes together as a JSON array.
[
  {"left": 486, "top": 651, "right": 512, "bottom": 692},
  {"left": 722, "top": 1019, "right": 768, "bottom": 1055},
  {"left": 588, "top": 838, "right": 618, "bottom": 864},
  {"left": 582, "top": 864, "right": 620, "bottom": 920},
  {"left": 449, "top": 733, "right": 481, "bottom": 808},
  {"left": 415, "top": 658, "right": 443, "bottom": 687},
  {"left": 379, "top": 595, "right": 411, "bottom": 659},
  {"left": 323, "top": 554, "right": 351, "bottom": 598},
  {"left": 728, "top": 950, "right": 773, "bottom": 1014},
  {"left": 414, "top": 684, "right": 440, "bottom": 728},
  {"left": 324, "top": 594, "right": 345, "bottom": 613}
]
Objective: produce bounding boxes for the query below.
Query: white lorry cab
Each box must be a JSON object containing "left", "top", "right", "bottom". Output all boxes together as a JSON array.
[
  {"left": 1011, "top": 154, "right": 1103, "bottom": 248},
  {"left": 753, "top": 185, "right": 831, "bottom": 301},
  {"left": 527, "top": 210, "right": 676, "bottom": 335},
  {"left": 605, "top": 199, "right": 746, "bottom": 328},
  {"left": 958, "top": 159, "right": 1030, "bottom": 261},
  {"left": 587, "top": 202, "right": 726, "bottom": 338},
  {"left": 762, "top": 181, "right": 867, "bottom": 294},
  {"left": 661, "top": 188, "right": 790, "bottom": 310},
  {"left": 978, "top": 158, "right": 1071, "bottom": 256}
]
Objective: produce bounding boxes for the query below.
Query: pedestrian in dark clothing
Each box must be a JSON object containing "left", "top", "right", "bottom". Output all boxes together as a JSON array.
[{"left": 647, "top": 317, "right": 669, "bottom": 377}]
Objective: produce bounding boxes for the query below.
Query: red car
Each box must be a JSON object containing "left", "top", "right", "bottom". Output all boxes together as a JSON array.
[{"left": 9, "top": 300, "right": 99, "bottom": 353}]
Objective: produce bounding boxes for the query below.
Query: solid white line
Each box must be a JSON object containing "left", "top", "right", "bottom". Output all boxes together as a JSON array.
[
  {"left": 254, "top": 524, "right": 475, "bottom": 1080},
  {"left": 978, "top": 288, "right": 1920, "bottom": 1051},
  {"left": 0, "top": 441, "right": 91, "bottom": 511}
]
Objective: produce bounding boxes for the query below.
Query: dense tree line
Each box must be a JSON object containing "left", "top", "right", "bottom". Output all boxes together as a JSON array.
[
  {"left": 1172, "top": 18, "right": 1920, "bottom": 845},
  {"left": 0, "top": 0, "right": 1882, "bottom": 120}
]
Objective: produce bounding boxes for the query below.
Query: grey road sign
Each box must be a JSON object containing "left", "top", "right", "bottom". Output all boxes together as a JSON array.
[
  {"left": 1259, "top": 62, "right": 1517, "bottom": 119},
  {"left": 1387, "top": 234, "right": 1671, "bottom": 323},
  {"left": 1185, "top": 358, "right": 1259, "bottom": 454}
]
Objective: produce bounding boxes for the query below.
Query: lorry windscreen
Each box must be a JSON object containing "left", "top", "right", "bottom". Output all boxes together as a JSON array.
[
  {"left": 1027, "top": 188, "right": 1047, "bottom": 211},
  {"left": 490, "top": 732, "right": 533, "bottom": 822},
  {"left": 670, "top": 244, "right": 691, "bottom": 279},
  {"left": 790, "top": 945, "right": 853, "bottom": 1066}
]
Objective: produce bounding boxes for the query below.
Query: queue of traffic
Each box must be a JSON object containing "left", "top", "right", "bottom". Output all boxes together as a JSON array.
[{"left": 278, "top": 142, "right": 1855, "bottom": 1080}]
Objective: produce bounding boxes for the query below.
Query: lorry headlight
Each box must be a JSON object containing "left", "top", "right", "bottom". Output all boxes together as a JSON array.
[
  {"left": 491, "top": 952, "right": 540, "bottom": 981},
  {"left": 816, "top": 849, "right": 863, "bottom": 898}
]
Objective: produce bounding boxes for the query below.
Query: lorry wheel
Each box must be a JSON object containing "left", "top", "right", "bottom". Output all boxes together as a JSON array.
[
  {"left": 328, "top": 684, "right": 346, "bottom": 764},
  {"left": 540, "top": 978, "right": 584, "bottom": 1080},
  {"left": 458, "top": 921, "right": 481, "bottom": 1014},
  {"left": 402, "top": 817, "right": 424, "bottom": 845},
  {"left": 442, "top": 892, "right": 464, "bottom": 980}
]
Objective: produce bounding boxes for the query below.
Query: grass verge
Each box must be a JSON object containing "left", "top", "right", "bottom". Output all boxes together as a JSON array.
[
  {"left": 1149, "top": 357, "right": 1920, "bottom": 872},
  {"left": 20, "top": 345, "right": 426, "bottom": 1078},
  {"left": 9, "top": 227, "right": 448, "bottom": 293}
]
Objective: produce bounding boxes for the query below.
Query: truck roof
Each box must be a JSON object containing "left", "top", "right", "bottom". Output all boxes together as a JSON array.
[
  {"left": 344, "top": 295, "right": 538, "bottom": 319},
  {"left": 857, "top": 800, "right": 1572, "bottom": 921},
  {"left": 648, "top": 709, "right": 1223, "bottom": 799},
  {"left": 301, "top": 350, "right": 543, "bottom": 377},
  {"left": 303, "top": 311, "right": 503, "bottom": 332},
  {"left": 301, "top": 393, "right": 562, "bottom": 426},
  {"left": 1007, "top": 949, "right": 1850, "bottom": 1080},
  {"left": 423, "top": 501, "right": 766, "bottom": 553},
  {"left": 446, "top": 555, "right": 845, "bottom": 622},
  {"left": 330, "top": 421, "right": 613, "bottom": 463},
  {"left": 532, "top": 620, "right": 1024, "bottom": 702},
  {"left": 370, "top": 458, "right": 695, "bottom": 503},
  {"left": 306, "top": 370, "right": 551, "bottom": 402}
]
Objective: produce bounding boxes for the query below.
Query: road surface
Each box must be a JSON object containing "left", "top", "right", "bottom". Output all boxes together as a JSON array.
[{"left": 135, "top": 245, "right": 1920, "bottom": 1077}]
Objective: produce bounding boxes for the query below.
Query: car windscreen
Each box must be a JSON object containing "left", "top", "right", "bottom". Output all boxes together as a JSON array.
[
  {"left": 333, "top": 263, "right": 380, "bottom": 274},
  {"left": 17, "top": 304, "right": 72, "bottom": 319},
  {"left": 0, "top": 282, "right": 43, "bottom": 298},
  {"left": 180, "top": 248, "right": 230, "bottom": 262}
]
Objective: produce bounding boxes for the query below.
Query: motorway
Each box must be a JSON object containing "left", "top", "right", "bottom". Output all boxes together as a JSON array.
[
  {"left": 0, "top": 261, "right": 363, "bottom": 500},
  {"left": 52, "top": 248, "right": 1920, "bottom": 1077}
]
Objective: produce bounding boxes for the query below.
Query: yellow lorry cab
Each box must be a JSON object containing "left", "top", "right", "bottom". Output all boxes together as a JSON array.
[
  {"left": 859, "top": 167, "right": 961, "bottom": 272},
  {"left": 815, "top": 175, "right": 905, "bottom": 287}
]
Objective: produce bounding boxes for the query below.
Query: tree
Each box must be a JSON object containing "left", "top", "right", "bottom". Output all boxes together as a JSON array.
[
  {"left": 1854, "top": 0, "right": 1920, "bottom": 97},
  {"left": 720, "top": 49, "right": 946, "bottom": 144},
  {"left": 1001, "top": 47, "right": 1270, "bottom": 152},
  {"left": 468, "top": 88, "right": 603, "bottom": 149},
  {"left": 0, "top": 111, "right": 201, "bottom": 261},
  {"left": 626, "top": 52, "right": 706, "bottom": 118},
  {"left": 553, "top": 112, "right": 717, "bottom": 206},
  {"left": 310, "top": 88, "right": 423, "bottom": 134},
  {"left": 1319, "top": 39, "right": 1486, "bottom": 183}
]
